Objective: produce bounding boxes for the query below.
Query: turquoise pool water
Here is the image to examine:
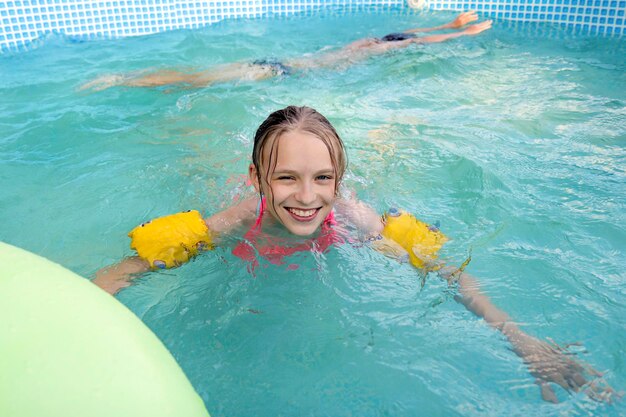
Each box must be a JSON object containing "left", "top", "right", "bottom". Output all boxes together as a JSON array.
[{"left": 1, "top": 8, "right": 624, "bottom": 416}]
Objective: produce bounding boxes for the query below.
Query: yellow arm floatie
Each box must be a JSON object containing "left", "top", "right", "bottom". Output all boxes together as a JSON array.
[
  {"left": 381, "top": 208, "right": 448, "bottom": 269},
  {"left": 128, "top": 210, "right": 213, "bottom": 269}
]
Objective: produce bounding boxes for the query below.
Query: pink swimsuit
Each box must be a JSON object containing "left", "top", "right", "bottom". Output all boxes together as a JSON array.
[{"left": 232, "top": 197, "right": 343, "bottom": 268}]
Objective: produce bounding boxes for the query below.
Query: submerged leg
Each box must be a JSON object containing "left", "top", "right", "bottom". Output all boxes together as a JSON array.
[{"left": 80, "top": 62, "right": 281, "bottom": 91}]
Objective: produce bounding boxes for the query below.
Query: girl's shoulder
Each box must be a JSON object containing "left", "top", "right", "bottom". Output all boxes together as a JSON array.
[
  {"left": 204, "top": 195, "right": 260, "bottom": 234},
  {"left": 335, "top": 197, "right": 384, "bottom": 236}
]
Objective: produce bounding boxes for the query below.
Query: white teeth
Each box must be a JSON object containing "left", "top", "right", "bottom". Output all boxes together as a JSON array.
[{"left": 288, "top": 208, "right": 316, "bottom": 217}]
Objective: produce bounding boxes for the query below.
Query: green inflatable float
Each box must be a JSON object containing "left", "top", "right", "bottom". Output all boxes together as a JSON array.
[{"left": 0, "top": 242, "right": 210, "bottom": 417}]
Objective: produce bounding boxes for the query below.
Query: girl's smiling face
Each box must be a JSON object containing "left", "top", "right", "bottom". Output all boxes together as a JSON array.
[{"left": 250, "top": 129, "right": 337, "bottom": 236}]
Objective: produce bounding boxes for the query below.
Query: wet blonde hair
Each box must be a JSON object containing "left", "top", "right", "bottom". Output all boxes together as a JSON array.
[{"left": 252, "top": 106, "right": 347, "bottom": 196}]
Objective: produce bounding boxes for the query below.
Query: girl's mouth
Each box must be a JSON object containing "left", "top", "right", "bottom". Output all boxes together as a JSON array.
[{"left": 286, "top": 207, "right": 320, "bottom": 221}]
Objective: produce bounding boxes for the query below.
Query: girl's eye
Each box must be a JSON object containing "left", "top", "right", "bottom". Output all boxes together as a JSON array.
[
  {"left": 276, "top": 175, "right": 295, "bottom": 181},
  {"left": 317, "top": 175, "right": 334, "bottom": 181}
]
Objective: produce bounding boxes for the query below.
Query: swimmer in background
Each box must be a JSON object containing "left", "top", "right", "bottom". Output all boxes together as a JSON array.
[
  {"left": 94, "top": 105, "right": 616, "bottom": 404},
  {"left": 80, "top": 11, "right": 492, "bottom": 91}
]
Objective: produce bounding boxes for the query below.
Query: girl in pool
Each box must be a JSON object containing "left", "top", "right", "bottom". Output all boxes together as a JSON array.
[
  {"left": 80, "top": 11, "right": 492, "bottom": 91},
  {"left": 95, "top": 105, "right": 615, "bottom": 403}
]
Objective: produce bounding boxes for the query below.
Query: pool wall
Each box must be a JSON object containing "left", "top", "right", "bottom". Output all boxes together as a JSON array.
[{"left": 1, "top": 0, "right": 624, "bottom": 53}]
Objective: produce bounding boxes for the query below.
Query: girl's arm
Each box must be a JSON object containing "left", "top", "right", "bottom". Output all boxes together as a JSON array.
[
  {"left": 93, "top": 196, "right": 259, "bottom": 295},
  {"left": 340, "top": 198, "right": 614, "bottom": 402},
  {"left": 92, "top": 256, "right": 150, "bottom": 295},
  {"left": 436, "top": 266, "right": 615, "bottom": 402}
]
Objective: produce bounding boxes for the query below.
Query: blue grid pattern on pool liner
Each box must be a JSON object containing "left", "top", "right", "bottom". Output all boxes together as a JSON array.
[
  {"left": 0, "top": 0, "right": 404, "bottom": 52},
  {"left": 1, "top": 0, "right": 623, "bottom": 53},
  {"left": 428, "top": 0, "right": 625, "bottom": 36}
]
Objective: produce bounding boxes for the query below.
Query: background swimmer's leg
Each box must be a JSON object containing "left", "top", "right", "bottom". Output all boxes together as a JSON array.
[
  {"left": 78, "top": 70, "right": 193, "bottom": 91},
  {"left": 191, "top": 62, "right": 277, "bottom": 85},
  {"left": 80, "top": 62, "right": 278, "bottom": 91},
  {"left": 78, "top": 74, "right": 128, "bottom": 91},
  {"left": 123, "top": 70, "right": 195, "bottom": 87}
]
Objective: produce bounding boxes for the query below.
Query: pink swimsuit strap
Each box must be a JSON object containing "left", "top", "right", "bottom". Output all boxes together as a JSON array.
[{"left": 232, "top": 196, "right": 343, "bottom": 266}]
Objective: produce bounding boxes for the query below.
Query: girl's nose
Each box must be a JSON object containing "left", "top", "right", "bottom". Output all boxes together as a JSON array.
[{"left": 295, "top": 181, "right": 316, "bottom": 205}]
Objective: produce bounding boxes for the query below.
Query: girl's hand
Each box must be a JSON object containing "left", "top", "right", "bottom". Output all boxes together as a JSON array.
[
  {"left": 447, "top": 11, "right": 479, "bottom": 29},
  {"left": 512, "top": 332, "right": 618, "bottom": 403}
]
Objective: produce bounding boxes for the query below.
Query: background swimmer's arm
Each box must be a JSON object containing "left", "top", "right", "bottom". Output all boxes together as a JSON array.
[
  {"left": 288, "top": 13, "right": 491, "bottom": 69},
  {"left": 403, "top": 11, "right": 479, "bottom": 34},
  {"left": 357, "top": 20, "right": 492, "bottom": 56},
  {"left": 438, "top": 266, "right": 616, "bottom": 403},
  {"left": 410, "top": 20, "right": 492, "bottom": 44}
]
